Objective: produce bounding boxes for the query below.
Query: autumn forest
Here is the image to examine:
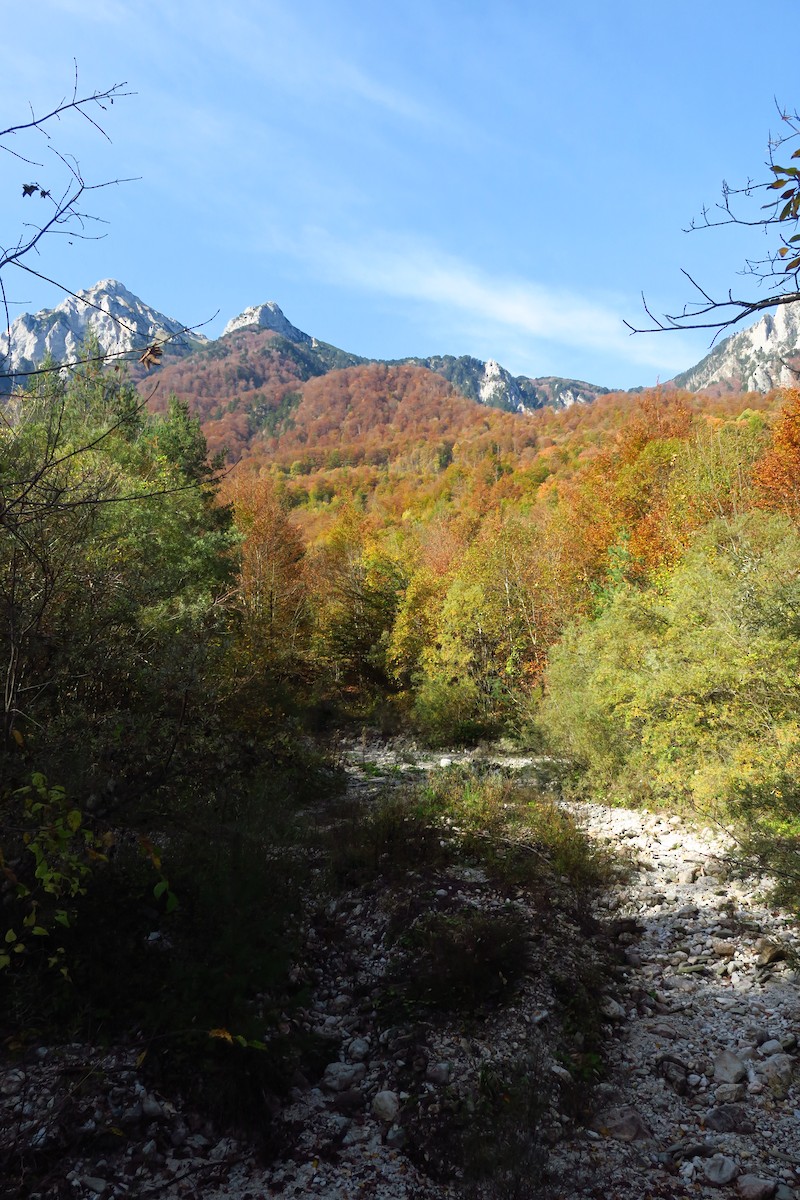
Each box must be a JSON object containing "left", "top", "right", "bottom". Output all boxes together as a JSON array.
[{"left": 4, "top": 307, "right": 800, "bottom": 1190}]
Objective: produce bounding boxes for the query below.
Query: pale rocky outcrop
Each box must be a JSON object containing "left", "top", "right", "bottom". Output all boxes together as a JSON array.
[
  {"left": 673, "top": 301, "right": 800, "bottom": 392},
  {"left": 0, "top": 279, "right": 204, "bottom": 383},
  {"left": 221, "top": 300, "right": 311, "bottom": 343}
]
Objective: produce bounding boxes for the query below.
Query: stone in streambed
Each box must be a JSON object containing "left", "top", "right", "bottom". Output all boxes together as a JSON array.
[
  {"left": 714, "top": 1050, "right": 747, "bottom": 1084},
  {"left": 590, "top": 1105, "right": 651, "bottom": 1142},
  {"left": 737, "top": 1177, "right": 777, "bottom": 1200},
  {"left": 372, "top": 1090, "right": 400, "bottom": 1122},
  {"left": 322, "top": 1062, "right": 366, "bottom": 1092},
  {"left": 704, "top": 1154, "right": 739, "bottom": 1186},
  {"left": 759, "top": 1053, "right": 794, "bottom": 1098},
  {"left": 703, "top": 1103, "right": 753, "bottom": 1133}
]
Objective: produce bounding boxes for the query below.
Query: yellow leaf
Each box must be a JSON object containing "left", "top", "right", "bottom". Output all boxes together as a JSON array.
[
  {"left": 208, "top": 1028, "right": 233, "bottom": 1043},
  {"left": 11, "top": 729, "right": 24, "bottom": 746},
  {"left": 136, "top": 1049, "right": 148, "bottom": 1068}
]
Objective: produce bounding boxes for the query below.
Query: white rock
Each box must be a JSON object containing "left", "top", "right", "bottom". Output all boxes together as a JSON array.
[
  {"left": 372, "top": 1090, "right": 400, "bottom": 1122},
  {"left": 425, "top": 1062, "right": 451, "bottom": 1085},
  {"left": 674, "top": 300, "right": 800, "bottom": 393},
  {"left": 347, "top": 1038, "right": 370, "bottom": 1062},
  {"left": 222, "top": 300, "right": 311, "bottom": 342},
  {"left": 714, "top": 1050, "right": 747, "bottom": 1084},
  {"left": 760, "top": 1053, "right": 794, "bottom": 1097},
  {"left": 704, "top": 1154, "right": 739, "bottom": 1186},
  {"left": 0, "top": 279, "right": 205, "bottom": 378},
  {"left": 322, "top": 1062, "right": 366, "bottom": 1092}
]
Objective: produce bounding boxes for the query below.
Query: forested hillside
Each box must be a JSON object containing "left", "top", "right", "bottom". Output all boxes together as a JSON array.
[
  {"left": 5, "top": 32, "right": 800, "bottom": 1197},
  {"left": 5, "top": 332, "right": 800, "bottom": 1199},
  {"left": 217, "top": 375, "right": 800, "bottom": 898}
]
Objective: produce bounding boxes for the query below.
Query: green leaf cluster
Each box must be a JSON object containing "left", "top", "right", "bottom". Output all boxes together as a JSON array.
[
  {"left": 540, "top": 512, "right": 800, "bottom": 825},
  {"left": 0, "top": 356, "right": 238, "bottom": 803}
]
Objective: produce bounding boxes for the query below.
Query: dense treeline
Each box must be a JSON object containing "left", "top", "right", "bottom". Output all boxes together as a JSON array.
[
  {"left": 220, "top": 385, "right": 783, "bottom": 732},
  {"left": 216, "top": 382, "right": 800, "bottom": 901},
  {"left": 0, "top": 356, "right": 330, "bottom": 1091},
  {"left": 4, "top": 359, "right": 799, "bottom": 1063}
]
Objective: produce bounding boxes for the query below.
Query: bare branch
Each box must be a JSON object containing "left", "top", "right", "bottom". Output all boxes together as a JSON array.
[
  {"left": 629, "top": 101, "right": 800, "bottom": 338},
  {"left": 0, "top": 71, "right": 144, "bottom": 381},
  {"left": 0, "top": 77, "right": 134, "bottom": 142}
]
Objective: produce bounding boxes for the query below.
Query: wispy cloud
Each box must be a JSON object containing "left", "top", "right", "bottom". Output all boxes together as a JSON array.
[
  {"left": 160, "top": 1, "right": 450, "bottom": 132},
  {"left": 324, "top": 60, "right": 441, "bottom": 126},
  {"left": 281, "top": 228, "right": 696, "bottom": 377}
]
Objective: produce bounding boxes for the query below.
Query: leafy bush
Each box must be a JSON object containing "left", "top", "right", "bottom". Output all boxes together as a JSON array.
[
  {"left": 1, "top": 362, "right": 237, "bottom": 807},
  {"left": 394, "top": 906, "right": 530, "bottom": 1013},
  {"left": 412, "top": 676, "right": 494, "bottom": 746},
  {"left": 0, "top": 357, "right": 347, "bottom": 1141},
  {"left": 538, "top": 511, "right": 800, "bottom": 900},
  {"left": 1, "top": 759, "right": 337, "bottom": 1140},
  {"left": 406, "top": 1048, "right": 549, "bottom": 1199},
  {"left": 0, "top": 773, "right": 105, "bottom": 976},
  {"left": 459, "top": 1050, "right": 549, "bottom": 1200},
  {"left": 415, "top": 766, "right": 614, "bottom": 897},
  {"left": 541, "top": 512, "right": 800, "bottom": 807}
]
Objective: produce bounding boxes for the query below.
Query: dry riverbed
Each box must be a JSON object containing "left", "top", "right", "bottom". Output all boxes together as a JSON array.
[{"left": 2, "top": 738, "right": 798, "bottom": 1200}]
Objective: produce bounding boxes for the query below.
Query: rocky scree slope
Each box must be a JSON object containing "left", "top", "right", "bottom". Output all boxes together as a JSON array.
[
  {"left": 3, "top": 742, "right": 798, "bottom": 1200},
  {"left": 0, "top": 744, "right": 618, "bottom": 1200},
  {"left": 551, "top": 799, "right": 800, "bottom": 1200}
]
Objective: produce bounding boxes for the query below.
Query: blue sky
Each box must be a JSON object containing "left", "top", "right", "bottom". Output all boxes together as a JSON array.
[{"left": 0, "top": 1, "right": 794, "bottom": 388}]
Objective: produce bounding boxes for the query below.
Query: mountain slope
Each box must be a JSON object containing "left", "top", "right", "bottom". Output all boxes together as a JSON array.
[
  {"left": 671, "top": 301, "right": 800, "bottom": 393},
  {"left": 220, "top": 299, "right": 611, "bottom": 414},
  {"left": 390, "top": 353, "right": 609, "bottom": 412},
  {"left": 147, "top": 298, "right": 616, "bottom": 458},
  {"left": 239, "top": 360, "right": 538, "bottom": 472},
  {"left": 0, "top": 279, "right": 206, "bottom": 389},
  {"left": 2, "top": 281, "right": 612, "bottom": 422}
]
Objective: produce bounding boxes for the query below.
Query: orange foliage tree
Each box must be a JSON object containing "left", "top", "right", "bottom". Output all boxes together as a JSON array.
[
  {"left": 221, "top": 472, "right": 310, "bottom": 694},
  {"left": 753, "top": 388, "right": 800, "bottom": 520}
]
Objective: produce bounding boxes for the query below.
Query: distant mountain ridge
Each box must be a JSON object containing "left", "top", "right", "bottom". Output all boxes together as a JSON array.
[
  {"left": 0, "top": 280, "right": 207, "bottom": 388},
  {"left": 6, "top": 281, "right": 800, "bottom": 416},
  {"left": 221, "top": 300, "right": 610, "bottom": 413},
  {"left": 388, "top": 353, "right": 609, "bottom": 412},
  {"left": 671, "top": 301, "right": 800, "bottom": 393}
]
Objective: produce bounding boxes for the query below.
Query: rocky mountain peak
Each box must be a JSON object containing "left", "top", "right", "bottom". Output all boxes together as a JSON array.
[
  {"left": 222, "top": 301, "right": 311, "bottom": 344},
  {"left": 0, "top": 279, "right": 205, "bottom": 387},
  {"left": 671, "top": 300, "right": 800, "bottom": 392}
]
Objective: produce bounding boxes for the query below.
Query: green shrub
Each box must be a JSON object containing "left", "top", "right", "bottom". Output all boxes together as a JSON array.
[
  {"left": 415, "top": 766, "right": 614, "bottom": 897},
  {"left": 0, "top": 760, "right": 337, "bottom": 1141},
  {"left": 327, "top": 792, "right": 452, "bottom": 887},
  {"left": 394, "top": 906, "right": 530, "bottom": 1013},
  {"left": 412, "top": 676, "right": 495, "bottom": 747},
  {"left": 406, "top": 1048, "right": 548, "bottom": 1198},
  {"left": 539, "top": 512, "right": 800, "bottom": 822}
]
